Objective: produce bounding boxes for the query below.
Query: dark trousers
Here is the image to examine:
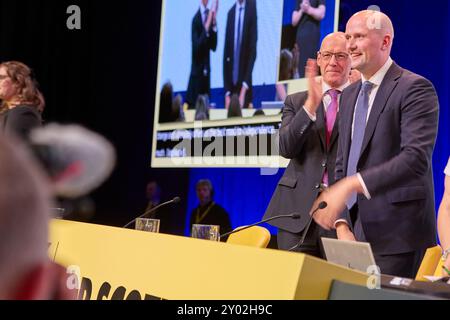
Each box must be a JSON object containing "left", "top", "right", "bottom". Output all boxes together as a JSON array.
[
  {"left": 350, "top": 205, "right": 426, "bottom": 278},
  {"left": 277, "top": 221, "right": 336, "bottom": 259}
]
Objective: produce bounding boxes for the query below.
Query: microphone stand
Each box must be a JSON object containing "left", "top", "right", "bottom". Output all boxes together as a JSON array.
[
  {"left": 123, "top": 197, "right": 180, "bottom": 228},
  {"left": 288, "top": 202, "right": 327, "bottom": 252},
  {"left": 219, "top": 213, "right": 300, "bottom": 240}
]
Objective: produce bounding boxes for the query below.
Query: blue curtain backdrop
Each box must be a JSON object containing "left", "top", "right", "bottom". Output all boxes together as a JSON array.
[{"left": 185, "top": 0, "right": 450, "bottom": 236}]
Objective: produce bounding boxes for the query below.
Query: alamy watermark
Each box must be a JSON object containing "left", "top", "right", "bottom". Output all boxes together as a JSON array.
[{"left": 67, "top": 5, "right": 81, "bottom": 30}]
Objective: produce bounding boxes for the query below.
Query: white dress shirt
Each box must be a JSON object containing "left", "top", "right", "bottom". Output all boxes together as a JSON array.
[
  {"left": 234, "top": 0, "right": 248, "bottom": 89},
  {"left": 353, "top": 57, "right": 393, "bottom": 200},
  {"left": 303, "top": 78, "right": 350, "bottom": 121},
  {"left": 200, "top": 2, "right": 208, "bottom": 26}
]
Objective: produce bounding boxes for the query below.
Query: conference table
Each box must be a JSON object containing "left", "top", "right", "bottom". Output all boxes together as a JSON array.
[{"left": 49, "top": 219, "right": 450, "bottom": 300}]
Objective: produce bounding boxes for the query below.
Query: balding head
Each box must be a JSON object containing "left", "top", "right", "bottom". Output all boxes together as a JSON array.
[
  {"left": 0, "top": 134, "right": 52, "bottom": 298},
  {"left": 317, "top": 32, "right": 352, "bottom": 88},
  {"left": 345, "top": 10, "right": 394, "bottom": 78},
  {"left": 351, "top": 10, "right": 394, "bottom": 44},
  {"left": 320, "top": 32, "right": 348, "bottom": 51}
]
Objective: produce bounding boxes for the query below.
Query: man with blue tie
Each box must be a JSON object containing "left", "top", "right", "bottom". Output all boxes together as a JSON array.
[
  {"left": 223, "top": 0, "right": 257, "bottom": 109},
  {"left": 312, "top": 10, "right": 439, "bottom": 278},
  {"left": 263, "top": 32, "right": 352, "bottom": 256}
]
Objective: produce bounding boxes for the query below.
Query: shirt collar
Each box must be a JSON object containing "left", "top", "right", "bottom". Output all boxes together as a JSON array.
[
  {"left": 322, "top": 78, "right": 350, "bottom": 95},
  {"left": 200, "top": 2, "right": 208, "bottom": 14},
  {"left": 361, "top": 57, "right": 393, "bottom": 87},
  {"left": 236, "top": 0, "right": 246, "bottom": 10}
]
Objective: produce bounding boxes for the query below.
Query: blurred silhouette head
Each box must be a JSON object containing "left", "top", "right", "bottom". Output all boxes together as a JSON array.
[
  {"left": 194, "top": 95, "right": 210, "bottom": 121},
  {"left": 279, "top": 49, "right": 293, "bottom": 81},
  {"left": 196, "top": 179, "right": 214, "bottom": 206},
  {"left": 0, "top": 134, "right": 74, "bottom": 299},
  {"left": 253, "top": 109, "right": 265, "bottom": 116},
  {"left": 146, "top": 180, "right": 161, "bottom": 203},
  {"left": 227, "top": 94, "right": 242, "bottom": 118},
  {"left": 159, "top": 82, "right": 175, "bottom": 123},
  {"left": 172, "top": 94, "right": 185, "bottom": 122}
]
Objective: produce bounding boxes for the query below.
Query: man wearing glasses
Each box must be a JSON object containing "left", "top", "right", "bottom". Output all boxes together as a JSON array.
[{"left": 263, "top": 32, "right": 353, "bottom": 256}]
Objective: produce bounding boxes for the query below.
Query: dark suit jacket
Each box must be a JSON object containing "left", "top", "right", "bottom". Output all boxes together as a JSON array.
[
  {"left": 186, "top": 9, "right": 217, "bottom": 107},
  {"left": 223, "top": 0, "right": 257, "bottom": 99},
  {"left": 0, "top": 105, "right": 42, "bottom": 140},
  {"left": 336, "top": 62, "right": 439, "bottom": 255},
  {"left": 263, "top": 91, "right": 339, "bottom": 233}
]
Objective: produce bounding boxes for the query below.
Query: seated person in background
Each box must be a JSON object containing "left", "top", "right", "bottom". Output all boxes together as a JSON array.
[
  {"left": 0, "top": 134, "right": 75, "bottom": 299},
  {"left": 172, "top": 94, "right": 185, "bottom": 122},
  {"left": 144, "top": 180, "right": 161, "bottom": 214},
  {"left": 159, "top": 82, "right": 176, "bottom": 123},
  {"left": 194, "top": 94, "right": 210, "bottom": 121},
  {"left": 227, "top": 94, "right": 242, "bottom": 118},
  {"left": 438, "top": 157, "right": 450, "bottom": 275},
  {"left": 276, "top": 45, "right": 300, "bottom": 102},
  {"left": 0, "top": 61, "right": 45, "bottom": 141},
  {"left": 190, "top": 179, "right": 232, "bottom": 237},
  {"left": 142, "top": 179, "right": 175, "bottom": 234},
  {"left": 159, "top": 82, "right": 185, "bottom": 123}
]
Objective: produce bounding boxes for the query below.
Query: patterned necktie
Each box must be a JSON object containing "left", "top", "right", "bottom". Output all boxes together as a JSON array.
[
  {"left": 325, "top": 89, "right": 339, "bottom": 145},
  {"left": 346, "top": 81, "right": 374, "bottom": 209},
  {"left": 322, "top": 89, "right": 340, "bottom": 186}
]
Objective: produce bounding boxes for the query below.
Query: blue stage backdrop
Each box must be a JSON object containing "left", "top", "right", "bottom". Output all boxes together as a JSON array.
[{"left": 185, "top": 0, "right": 450, "bottom": 236}]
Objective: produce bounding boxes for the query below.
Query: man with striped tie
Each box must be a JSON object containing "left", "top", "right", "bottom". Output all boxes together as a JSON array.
[
  {"left": 312, "top": 10, "right": 439, "bottom": 278},
  {"left": 263, "top": 32, "right": 352, "bottom": 256}
]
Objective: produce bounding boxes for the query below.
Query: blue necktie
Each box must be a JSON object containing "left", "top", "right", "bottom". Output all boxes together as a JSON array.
[
  {"left": 204, "top": 9, "right": 209, "bottom": 26},
  {"left": 233, "top": 7, "right": 243, "bottom": 85},
  {"left": 346, "top": 81, "right": 374, "bottom": 209}
]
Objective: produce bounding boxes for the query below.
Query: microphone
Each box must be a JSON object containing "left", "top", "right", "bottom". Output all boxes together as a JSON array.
[
  {"left": 288, "top": 201, "right": 327, "bottom": 252},
  {"left": 123, "top": 196, "right": 181, "bottom": 228},
  {"left": 219, "top": 213, "right": 301, "bottom": 240}
]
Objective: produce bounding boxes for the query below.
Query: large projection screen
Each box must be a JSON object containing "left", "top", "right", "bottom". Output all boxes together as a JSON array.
[{"left": 152, "top": 0, "right": 340, "bottom": 168}]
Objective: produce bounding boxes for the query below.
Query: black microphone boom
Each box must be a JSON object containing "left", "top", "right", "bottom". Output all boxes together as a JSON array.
[
  {"left": 288, "top": 201, "right": 327, "bottom": 252},
  {"left": 123, "top": 196, "right": 181, "bottom": 228},
  {"left": 219, "top": 213, "right": 301, "bottom": 240}
]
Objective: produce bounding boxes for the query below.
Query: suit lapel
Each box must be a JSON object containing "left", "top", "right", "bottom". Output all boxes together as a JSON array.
[
  {"left": 196, "top": 9, "right": 202, "bottom": 26},
  {"left": 315, "top": 101, "right": 326, "bottom": 150},
  {"left": 359, "top": 63, "right": 402, "bottom": 157},
  {"left": 328, "top": 112, "right": 339, "bottom": 150},
  {"left": 341, "top": 82, "right": 361, "bottom": 165},
  {"left": 230, "top": 5, "right": 236, "bottom": 59}
]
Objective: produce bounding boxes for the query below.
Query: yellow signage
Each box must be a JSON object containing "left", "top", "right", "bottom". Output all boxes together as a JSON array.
[{"left": 49, "top": 219, "right": 368, "bottom": 300}]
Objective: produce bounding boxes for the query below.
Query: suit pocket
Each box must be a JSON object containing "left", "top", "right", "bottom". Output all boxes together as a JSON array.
[
  {"left": 278, "top": 176, "right": 297, "bottom": 188},
  {"left": 387, "top": 186, "right": 426, "bottom": 203}
]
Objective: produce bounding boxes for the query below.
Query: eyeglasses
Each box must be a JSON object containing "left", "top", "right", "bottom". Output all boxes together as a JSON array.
[{"left": 319, "top": 51, "right": 349, "bottom": 62}]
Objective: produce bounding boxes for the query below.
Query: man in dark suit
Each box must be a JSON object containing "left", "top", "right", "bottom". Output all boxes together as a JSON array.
[
  {"left": 186, "top": 0, "right": 218, "bottom": 108},
  {"left": 312, "top": 10, "right": 439, "bottom": 278},
  {"left": 223, "top": 0, "right": 257, "bottom": 109},
  {"left": 263, "top": 32, "right": 352, "bottom": 256}
]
